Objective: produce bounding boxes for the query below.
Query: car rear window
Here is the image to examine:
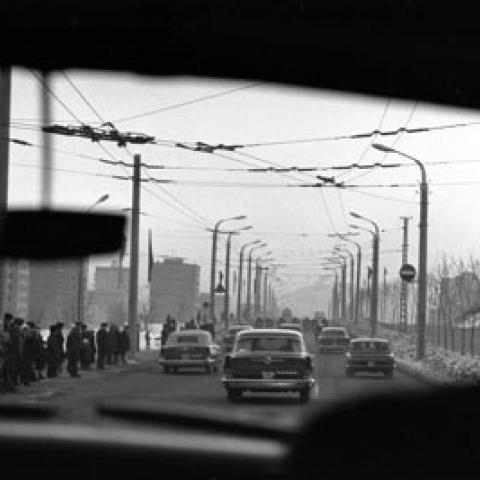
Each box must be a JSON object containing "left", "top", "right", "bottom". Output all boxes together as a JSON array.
[
  {"left": 175, "top": 335, "right": 201, "bottom": 344},
  {"left": 351, "top": 341, "right": 390, "bottom": 353},
  {"left": 323, "top": 329, "right": 346, "bottom": 337},
  {"left": 236, "top": 336, "right": 301, "bottom": 353}
]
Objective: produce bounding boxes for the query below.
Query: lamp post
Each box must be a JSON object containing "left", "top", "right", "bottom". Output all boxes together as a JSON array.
[
  {"left": 78, "top": 194, "right": 110, "bottom": 324},
  {"left": 372, "top": 143, "right": 429, "bottom": 360},
  {"left": 350, "top": 212, "right": 380, "bottom": 336},
  {"left": 335, "top": 245, "right": 355, "bottom": 324},
  {"left": 209, "top": 215, "right": 246, "bottom": 324},
  {"left": 330, "top": 234, "right": 362, "bottom": 324},
  {"left": 246, "top": 243, "right": 267, "bottom": 322},
  {"left": 323, "top": 256, "right": 347, "bottom": 321},
  {"left": 236, "top": 240, "right": 261, "bottom": 323},
  {"left": 322, "top": 265, "right": 340, "bottom": 321},
  {"left": 254, "top": 254, "right": 273, "bottom": 320},
  {"left": 223, "top": 226, "right": 252, "bottom": 329}
]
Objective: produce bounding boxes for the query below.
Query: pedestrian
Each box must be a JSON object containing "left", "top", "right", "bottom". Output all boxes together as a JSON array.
[
  {"left": 66, "top": 322, "right": 82, "bottom": 378},
  {"left": 85, "top": 327, "right": 96, "bottom": 369},
  {"left": 46, "top": 325, "right": 61, "bottom": 378},
  {"left": 10, "top": 318, "right": 24, "bottom": 387},
  {"left": 0, "top": 313, "right": 14, "bottom": 393},
  {"left": 20, "top": 320, "right": 36, "bottom": 386},
  {"left": 145, "top": 330, "right": 150, "bottom": 350},
  {"left": 79, "top": 324, "right": 91, "bottom": 370},
  {"left": 96, "top": 322, "right": 108, "bottom": 370},
  {"left": 118, "top": 326, "right": 130, "bottom": 364},
  {"left": 107, "top": 324, "right": 119, "bottom": 365},
  {"left": 28, "top": 322, "right": 46, "bottom": 380},
  {"left": 55, "top": 322, "right": 66, "bottom": 373}
]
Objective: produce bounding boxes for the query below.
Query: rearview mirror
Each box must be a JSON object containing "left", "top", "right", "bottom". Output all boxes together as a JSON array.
[{"left": 0, "top": 209, "right": 126, "bottom": 259}]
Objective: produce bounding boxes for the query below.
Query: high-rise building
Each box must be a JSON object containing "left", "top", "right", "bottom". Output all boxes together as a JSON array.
[
  {"left": 4, "top": 259, "right": 29, "bottom": 319},
  {"left": 150, "top": 257, "right": 200, "bottom": 324},
  {"left": 92, "top": 264, "right": 129, "bottom": 327},
  {"left": 28, "top": 261, "right": 81, "bottom": 327}
]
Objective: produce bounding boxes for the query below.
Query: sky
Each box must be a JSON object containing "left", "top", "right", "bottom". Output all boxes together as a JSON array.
[{"left": 7, "top": 68, "right": 480, "bottom": 308}]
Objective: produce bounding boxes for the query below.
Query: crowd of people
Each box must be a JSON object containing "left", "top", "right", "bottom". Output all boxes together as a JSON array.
[{"left": 0, "top": 313, "right": 130, "bottom": 393}]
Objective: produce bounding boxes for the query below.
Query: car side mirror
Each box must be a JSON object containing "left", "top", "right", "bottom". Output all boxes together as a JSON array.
[{"left": 0, "top": 209, "right": 126, "bottom": 258}]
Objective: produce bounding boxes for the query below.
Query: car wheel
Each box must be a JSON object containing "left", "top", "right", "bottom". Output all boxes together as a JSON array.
[
  {"left": 299, "top": 389, "right": 311, "bottom": 403},
  {"left": 346, "top": 368, "right": 354, "bottom": 377},
  {"left": 227, "top": 389, "right": 241, "bottom": 402},
  {"left": 384, "top": 369, "right": 393, "bottom": 379},
  {"left": 163, "top": 366, "right": 171, "bottom": 374}
]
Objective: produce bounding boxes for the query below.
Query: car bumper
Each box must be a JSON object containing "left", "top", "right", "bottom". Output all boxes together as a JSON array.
[
  {"left": 158, "top": 358, "right": 217, "bottom": 367},
  {"left": 346, "top": 363, "right": 394, "bottom": 372},
  {"left": 222, "top": 377, "right": 315, "bottom": 391}
]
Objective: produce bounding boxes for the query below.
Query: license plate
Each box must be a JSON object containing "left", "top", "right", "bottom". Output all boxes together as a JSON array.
[{"left": 262, "top": 371, "right": 275, "bottom": 379}]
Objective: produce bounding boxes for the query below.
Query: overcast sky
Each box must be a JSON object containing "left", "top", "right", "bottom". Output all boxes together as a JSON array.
[{"left": 8, "top": 68, "right": 480, "bottom": 298}]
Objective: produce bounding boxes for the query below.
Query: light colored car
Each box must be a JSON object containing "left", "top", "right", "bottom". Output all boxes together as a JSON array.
[
  {"left": 317, "top": 327, "right": 350, "bottom": 353},
  {"left": 159, "top": 330, "right": 221, "bottom": 374},
  {"left": 222, "top": 324, "right": 253, "bottom": 353},
  {"left": 346, "top": 338, "right": 395, "bottom": 378},
  {"left": 222, "top": 329, "right": 315, "bottom": 403}
]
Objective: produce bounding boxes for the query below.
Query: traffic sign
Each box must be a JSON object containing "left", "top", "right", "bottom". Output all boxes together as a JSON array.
[{"left": 399, "top": 263, "right": 416, "bottom": 282}]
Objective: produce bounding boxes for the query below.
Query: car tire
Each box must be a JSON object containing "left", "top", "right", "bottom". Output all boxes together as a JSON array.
[
  {"left": 227, "top": 389, "right": 242, "bottom": 402},
  {"left": 163, "top": 366, "right": 171, "bottom": 374},
  {"left": 206, "top": 364, "right": 214, "bottom": 374},
  {"left": 346, "top": 368, "right": 354, "bottom": 377},
  {"left": 384, "top": 369, "right": 393, "bottom": 379},
  {"left": 299, "top": 389, "right": 311, "bottom": 403}
]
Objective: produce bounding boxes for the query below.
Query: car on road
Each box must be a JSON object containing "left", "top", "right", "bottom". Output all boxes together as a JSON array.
[
  {"left": 222, "top": 329, "right": 315, "bottom": 403},
  {"left": 222, "top": 324, "right": 253, "bottom": 353},
  {"left": 159, "top": 330, "right": 221, "bottom": 374},
  {"left": 277, "top": 323, "right": 302, "bottom": 333},
  {"left": 317, "top": 327, "right": 350, "bottom": 353},
  {"left": 345, "top": 338, "right": 395, "bottom": 378}
]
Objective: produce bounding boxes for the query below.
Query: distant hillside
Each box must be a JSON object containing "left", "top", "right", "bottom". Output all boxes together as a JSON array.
[{"left": 278, "top": 279, "right": 331, "bottom": 318}]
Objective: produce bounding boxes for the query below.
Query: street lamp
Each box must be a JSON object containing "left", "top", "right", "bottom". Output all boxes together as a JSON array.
[
  {"left": 223, "top": 225, "right": 252, "bottom": 329},
  {"left": 236, "top": 240, "right": 262, "bottom": 322},
  {"left": 335, "top": 244, "right": 355, "bottom": 324},
  {"left": 78, "top": 194, "right": 110, "bottom": 325},
  {"left": 330, "top": 252, "right": 348, "bottom": 322},
  {"left": 372, "top": 143, "right": 429, "bottom": 360},
  {"left": 350, "top": 212, "right": 380, "bottom": 336},
  {"left": 209, "top": 215, "right": 247, "bottom": 323},
  {"left": 254, "top": 253, "right": 273, "bottom": 320},
  {"left": 322, "top": 265, "right": 340, "bottom": 321},
  {"left": 246, "top": 243, "right": 268, "bottom": 322}
]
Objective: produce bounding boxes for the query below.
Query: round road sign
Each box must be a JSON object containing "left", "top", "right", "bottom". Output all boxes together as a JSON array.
[{"left": 399, "top": 263, "right": 416, "bottom": 282}]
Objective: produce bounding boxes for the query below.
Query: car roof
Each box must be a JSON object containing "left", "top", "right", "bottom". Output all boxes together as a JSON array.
[
  {"left": 170, "top": 330, "right": 211, "bottom": 339},
  {"left": 350, "top": 337, "right": 389, "bottom": 343},
  {"left": 237, "top": 328, "right": 302, "bottom": 338}
]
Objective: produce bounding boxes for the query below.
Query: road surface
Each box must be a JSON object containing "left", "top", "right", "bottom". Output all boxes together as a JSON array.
[{"left": 0, "top": 329, "right": 428, "bottom": 429}]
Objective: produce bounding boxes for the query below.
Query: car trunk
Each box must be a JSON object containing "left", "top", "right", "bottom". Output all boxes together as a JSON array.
[
  {"left": 319, "top": 337, "right": 349, "bottom": 346},
  {"left": 230, "top": 354, "right": 309, "bottom": 379},
  {"left": 348, "top": 352, "right": 393, "bottom": 367},
  {"left": 162, "top": 345, "right": 210, "bottom": 360}
]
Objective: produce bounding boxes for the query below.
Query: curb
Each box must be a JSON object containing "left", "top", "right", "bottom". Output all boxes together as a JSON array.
[{"left": 395, "top": 358, "right": 453, "bottom": 386}]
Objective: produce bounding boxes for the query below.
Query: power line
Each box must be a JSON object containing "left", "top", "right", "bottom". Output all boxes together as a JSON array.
[{"left": 112, "top": 82, "right": 262, "bottom": 123}]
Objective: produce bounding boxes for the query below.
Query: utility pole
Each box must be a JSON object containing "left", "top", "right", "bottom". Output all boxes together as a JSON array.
[
  {"left": 400, "top": 216, "right": 412, "bottom": 332},
  {"left": 0, "top": 67, "right": 11, "bottom": 319},
  {"left": 383, "top": 267, "right": 387, "bottom": 327},
  {"left": 224, "top": 232, "right": 234, "bottom": 329},
  {"left": 263, "top": 269, "right": 268, "bottom": 317},
  {"left": 341, "top": 260, "right": 347, "bottom": 321},
  {"left": 372, "top": 233, "right": 380, "bottom": 335},
  {"left": 128, "top": 154, "right": 141, "bottom": 355}
]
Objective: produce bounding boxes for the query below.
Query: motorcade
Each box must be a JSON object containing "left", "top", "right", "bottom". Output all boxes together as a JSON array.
[
  {"left": 159, "top": 330, "right": 221, "bottom": 374},
  {"left": 277, "top": 323, "right": 302, "bottom": 333},
  {"left": 317, "top": 327, "right": 350, "bottom": 353},
  {"left": 345, "top": 338, "right": 395, "bottom": 378},
  {"left": 222, "top": 329, "right": 315, "bottom": 403},
  {"left": 222, "top": 324, "right": 253, "bottom": 353}
]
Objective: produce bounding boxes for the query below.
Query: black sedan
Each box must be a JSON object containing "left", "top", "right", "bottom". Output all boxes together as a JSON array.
[{"left": 345, "top": 338, "right": 395, "bottom": 378}]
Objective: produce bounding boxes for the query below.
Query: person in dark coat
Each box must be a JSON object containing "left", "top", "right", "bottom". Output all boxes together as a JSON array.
[
  {"left": 0, "top": 313, "right": 14, "bottom": 393},
  {"left": 79, "top": 324, "right": 95, "bottom": 370},
  {"left": 55, "top": 322, "right": 65, "bottom": 373},
  {"left": 96, "top": 323, "right": 108, "bottom": 370},
  {"left": 106, "top": 324, "right": 119, "bottom": 365},
  {"left": 145, "top": 330, "right": 151, "bottom": 350},
  {"left": 118, "top": 326, "right": 130, "bottom": 364},
  {"left": 46, "top": 325, "right": 61, "bottom": 378},
  {"left": 28, "top": 322, "right": 46, "bottom": 380},
  {"left": 66, "top": 323, "right": 82, "bottom": 378},
  {"left": 20, "top": 320, "right": 36, "bottom": 386}
]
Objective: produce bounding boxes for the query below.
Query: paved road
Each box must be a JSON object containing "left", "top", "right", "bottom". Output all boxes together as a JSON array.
[{"left": 0, "top": 330, "right": 428, "bottom": 428}]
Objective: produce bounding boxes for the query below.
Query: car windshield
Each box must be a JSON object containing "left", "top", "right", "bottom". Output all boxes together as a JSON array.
[
  {"left": 236, "top": 336, "right": 302, "bottom": 353},
  {"left": 322, "top": 330, "right": 346, "bottom": 337},
  {"left": 0, "top": 68, "right": 477, "bottom": 431},
  {"left": 351, "top": 342, "right": 391, "bottom": 353}
]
